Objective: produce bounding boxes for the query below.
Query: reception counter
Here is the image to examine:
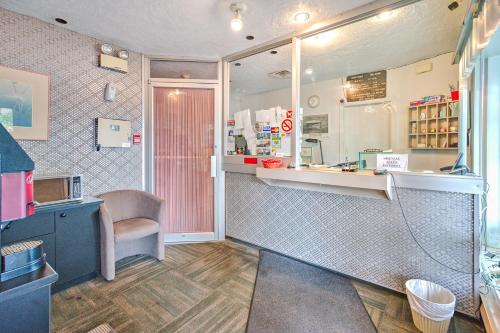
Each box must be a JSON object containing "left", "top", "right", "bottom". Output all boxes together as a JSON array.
[{"left": 225, "top": 168, "right": 482, "bottom": 317}]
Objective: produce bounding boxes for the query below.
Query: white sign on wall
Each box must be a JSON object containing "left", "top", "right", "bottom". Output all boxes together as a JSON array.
[{"left": 376, "top": 154, "right": 408, "bottom": 172}]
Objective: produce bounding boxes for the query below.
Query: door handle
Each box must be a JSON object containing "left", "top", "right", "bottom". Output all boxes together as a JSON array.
[{"left": 210, "top": 155, "right": 217, "bottom": 178}]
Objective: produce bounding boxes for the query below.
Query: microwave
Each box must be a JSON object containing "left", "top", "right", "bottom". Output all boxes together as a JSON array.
[{"left": 33, "top": 175, "right": 83, "bottom": 206}]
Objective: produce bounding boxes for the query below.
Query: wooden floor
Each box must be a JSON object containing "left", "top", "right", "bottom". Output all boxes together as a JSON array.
[{"left": 52, "top": 240, "right": 484, "bottom": 333}]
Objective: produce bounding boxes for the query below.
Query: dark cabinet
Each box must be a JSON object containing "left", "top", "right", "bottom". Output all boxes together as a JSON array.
[
  {"left": 55, "top": 206, "right": 99, "bottom": 285},
  {"left": 2, "top": 198, "right": 101, "bottom": 291}
]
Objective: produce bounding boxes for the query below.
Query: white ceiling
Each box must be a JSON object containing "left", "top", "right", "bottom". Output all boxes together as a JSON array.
[
  {"left": 0, "top": 0, "right": 374, "bottom": 58},
  {"left": 230, "top": 0, "right": 467, "bottom": 95}
]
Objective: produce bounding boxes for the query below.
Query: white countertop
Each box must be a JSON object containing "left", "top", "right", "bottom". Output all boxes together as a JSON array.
[{"left": 255, "top": 167, "right": 483, "bottom": 200}]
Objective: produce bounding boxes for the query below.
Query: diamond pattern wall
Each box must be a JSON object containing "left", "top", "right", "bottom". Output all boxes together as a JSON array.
[
  {"left": 226, "top": 172, "right": 479, "bottom": 316},
  {"left": 0, "top": 8, "right": 142, "bottom": 195}
]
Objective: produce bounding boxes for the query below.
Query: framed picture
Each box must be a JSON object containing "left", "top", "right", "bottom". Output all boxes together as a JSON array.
[
  {"left": 303, "top": 114, "right": 329, "bottom": 135},
  {"left": 0, "top": 65, "right": 50, "bottom": 140}
]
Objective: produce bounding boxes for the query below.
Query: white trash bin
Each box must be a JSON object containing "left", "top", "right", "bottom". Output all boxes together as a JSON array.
[{"left": 405, "top": 279, "right": 456, "bottom": 333}]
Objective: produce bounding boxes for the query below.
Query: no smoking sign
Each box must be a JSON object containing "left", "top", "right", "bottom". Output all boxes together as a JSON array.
[{"left": 281, "top": 118, "right": 292, "bottom": 133}]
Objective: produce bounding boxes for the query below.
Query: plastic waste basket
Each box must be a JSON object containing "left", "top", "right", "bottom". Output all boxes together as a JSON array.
[{"left": 405, "top": 279, "right": 456, "bottom": 333}]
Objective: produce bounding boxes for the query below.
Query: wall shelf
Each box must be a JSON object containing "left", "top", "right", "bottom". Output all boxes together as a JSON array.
[{"left": 408, "top": 101, "right": 459, "bottom": 149}]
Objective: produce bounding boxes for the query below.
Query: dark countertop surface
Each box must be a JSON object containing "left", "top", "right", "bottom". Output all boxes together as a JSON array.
[
  {"left": 35, "top": 196, "right": 103, "bottom": 213},
  {"left": 0, "top": 263, "right": 58, "bottom": 302}
]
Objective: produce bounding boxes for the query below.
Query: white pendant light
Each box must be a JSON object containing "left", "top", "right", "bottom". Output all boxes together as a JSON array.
[{"left": 230, "top": 3, "right": 247, "bottom": 32}]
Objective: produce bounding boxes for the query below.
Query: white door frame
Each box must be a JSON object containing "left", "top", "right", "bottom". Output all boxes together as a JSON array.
[{"left": 145, "top": 65, "right": 225, "bottom": 244}]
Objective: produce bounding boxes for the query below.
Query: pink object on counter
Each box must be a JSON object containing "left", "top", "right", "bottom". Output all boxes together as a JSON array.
[{"left": 1, "top": 171, "right": 33, "bottom": 222}]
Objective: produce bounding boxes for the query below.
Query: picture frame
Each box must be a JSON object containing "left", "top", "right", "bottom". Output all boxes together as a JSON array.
[{"left": 0, "top": 65, "right": 50, "bottom": 140}]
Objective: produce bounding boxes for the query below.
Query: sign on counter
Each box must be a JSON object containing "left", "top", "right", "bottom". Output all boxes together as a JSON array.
[{"left": 376, "top": 154, "right": 408, "bottom": 172}]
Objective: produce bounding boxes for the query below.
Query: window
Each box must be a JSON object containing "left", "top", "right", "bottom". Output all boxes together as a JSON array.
[
  {"left": 226, "top": 44, "right": 292, "bottom": 157},
  {"left": 298, "top": 0, "right": 467, "bottom": 171}
]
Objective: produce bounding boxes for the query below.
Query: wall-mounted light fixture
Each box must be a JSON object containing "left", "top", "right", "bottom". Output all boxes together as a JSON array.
[
  {"left": 230, "top": 3, "right": 247, "bottom": 32},
  {"left": 98, "top": 44, "right": 129, "bottom": 73}
]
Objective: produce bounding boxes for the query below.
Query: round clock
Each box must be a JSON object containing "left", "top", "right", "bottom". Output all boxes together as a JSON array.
[{"left": 308, "top": 95, "right": 320, "bottom": 108}]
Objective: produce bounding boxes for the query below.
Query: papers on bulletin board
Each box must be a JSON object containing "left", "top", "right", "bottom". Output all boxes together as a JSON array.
[
  {"left": 255, "top": 108, "right": 276, "bottom": 124},
  {"left": 234, "top": 109, "right": 251, "bottom": 129}
]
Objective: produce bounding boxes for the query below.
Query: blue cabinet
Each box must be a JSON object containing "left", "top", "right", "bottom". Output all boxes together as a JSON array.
[{"left": 2, "top": 198, "right": 102, "bottom": 291}]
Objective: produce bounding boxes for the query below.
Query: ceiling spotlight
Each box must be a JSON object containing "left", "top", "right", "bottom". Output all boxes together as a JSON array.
[
  {"left": 270, "top": 50, "right": 278, "bottom": 54},
  {"left": 231, "top": 17, "right": 243, "bottom": 31},
  {"left": 376, "top": 11, "right": 394, "bottom": 21},
  {"left": 55, "top": 18, "right": 67, "bottom": 24},
  {"left": 100, "top": 44, "right": 114, "bottom": 55},
  {"left": 304, "top": 67, "right": 313, "bottom": 75},
  {"left": 230, "top": 3, "right": 247, "bottom": 32},
  {"left": 246, "top": 35, "right": 255, "bottom": 40},
  {"left": 117, "top": 50, "right": 129, "bottom": 60},
  {"left": 448, "top": 1, "right": 459, "bottom": 11},
  {"left": 294, "top": 12, "right": 310, "bottom": 23},
  {"left": 234, "top": 62, "right": 242, "bottom": 66}
]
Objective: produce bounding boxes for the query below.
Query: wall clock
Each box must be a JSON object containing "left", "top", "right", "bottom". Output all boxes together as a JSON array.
[{"left": 308, "top": 95, "right": 320, "bottom": 108}]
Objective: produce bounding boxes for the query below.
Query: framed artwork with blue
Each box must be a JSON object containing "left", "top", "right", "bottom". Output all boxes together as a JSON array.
[{"left": 0, "top": 65, "right": 49, "bottom": 140}]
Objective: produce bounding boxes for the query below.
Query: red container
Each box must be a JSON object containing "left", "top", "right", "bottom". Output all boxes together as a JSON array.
[
  {"left": 262, "top": 158, "right": 283, "bottom": 169},
  {"left": 1, "top": 171, "right": 34, "bottom": 222},
  {"left": 451, "top": 90, "right": 459, "bottom": 101}
]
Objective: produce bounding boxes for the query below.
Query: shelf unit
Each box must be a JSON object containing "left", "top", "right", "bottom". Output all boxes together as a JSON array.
[{"left": 408, "top": 101, "right": 459, "bottom": 149}]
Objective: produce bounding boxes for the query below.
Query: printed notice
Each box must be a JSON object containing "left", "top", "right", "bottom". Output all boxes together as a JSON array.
[{"left": 376, "top": 154, "right": 408, "bottom": 172}]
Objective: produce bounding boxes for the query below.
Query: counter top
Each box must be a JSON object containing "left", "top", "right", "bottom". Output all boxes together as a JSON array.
[
  {"left": 35, "top": 196, "right": 103, "bottom": 213},
  {"left": 256, "top": 167, "right": 483, "bottom": 199}
]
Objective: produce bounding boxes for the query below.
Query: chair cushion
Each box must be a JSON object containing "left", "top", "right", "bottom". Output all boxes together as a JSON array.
[{"left": 113, "top": 218, "right": 159, "bottom": 242}]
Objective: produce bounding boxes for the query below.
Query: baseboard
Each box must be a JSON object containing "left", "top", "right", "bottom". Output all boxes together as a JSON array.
[{"left": 164, "top": 232, "right": 216, "bottom": 243}]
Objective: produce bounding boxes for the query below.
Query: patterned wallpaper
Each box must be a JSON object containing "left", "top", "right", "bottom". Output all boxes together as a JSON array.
[
  {"left": 0, "top": 8, "right": 143, "bottom": 195},
  {"left": 226, "top": 172, "right": 479, "bottom": 316}
]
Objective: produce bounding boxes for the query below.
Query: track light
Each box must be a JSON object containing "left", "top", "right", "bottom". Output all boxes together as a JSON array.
[{"left": 230, "top": 3, "right": 247, "bottom": 32}]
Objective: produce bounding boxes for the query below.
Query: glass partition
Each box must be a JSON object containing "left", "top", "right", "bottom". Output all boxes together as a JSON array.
[
  {"left": 227, "top": 44, "right": 292, "bottom": 157},
  {"left": 298, "top": 0, "right": 467, "bottom": 171}
]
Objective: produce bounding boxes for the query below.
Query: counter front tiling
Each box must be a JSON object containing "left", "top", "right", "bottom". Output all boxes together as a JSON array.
[{"left": 225, "top": 168, "right": 483, "bottom": 317}]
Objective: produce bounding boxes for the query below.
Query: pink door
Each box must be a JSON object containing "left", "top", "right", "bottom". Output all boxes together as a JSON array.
[{"left": 154, "top": 87, "right": 214, "bottom": 236}]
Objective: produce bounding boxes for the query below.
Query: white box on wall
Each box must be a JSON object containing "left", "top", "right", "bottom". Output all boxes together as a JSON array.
[{"left": 99, "top": 54, "right": 128, "bottom": 73}]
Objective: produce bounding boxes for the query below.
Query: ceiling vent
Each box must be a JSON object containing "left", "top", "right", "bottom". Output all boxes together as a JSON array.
[{"left": 268, "top": 69, "right": 292, "bottom": 79}]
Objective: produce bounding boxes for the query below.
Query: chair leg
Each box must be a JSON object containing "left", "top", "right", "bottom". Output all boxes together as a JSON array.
[{"left": 157, "top": 232, "right": 165, "bottom": 261}]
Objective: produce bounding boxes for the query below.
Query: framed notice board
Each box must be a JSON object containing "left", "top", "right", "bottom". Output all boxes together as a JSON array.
[{"left": 345, "top": 70, "right": 387, "bottom": 102}]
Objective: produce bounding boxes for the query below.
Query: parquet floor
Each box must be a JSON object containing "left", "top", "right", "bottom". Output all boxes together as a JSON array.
[{"left": 52, "top": 240, "right": 484, "bottom": 333}]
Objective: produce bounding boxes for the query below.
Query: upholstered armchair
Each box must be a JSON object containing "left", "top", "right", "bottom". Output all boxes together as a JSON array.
[{"left": 97, "top": 190, "right": 165, "bottom": 281}]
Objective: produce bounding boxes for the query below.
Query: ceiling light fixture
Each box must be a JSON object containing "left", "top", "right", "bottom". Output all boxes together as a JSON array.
[
  {"left": 55, "top": 18, "right": 67, "bottom": 24},
  {"left": 376, "top": 10, "right": 395, "bottom": 21},
  {"left": 270, "top": 50, "right": 278, "bottom": 55},
  {"left": 246, "top": 35, "right": 255, "bottom": 40},
  {"left": 304, "top": 67, "right": 313, "bottom": 75},
  {"left": 230, "top": 3, "right": 247, "bottom": 32},
  {"left": 294, "top": 12, "right": 310, "bottom": 23}
]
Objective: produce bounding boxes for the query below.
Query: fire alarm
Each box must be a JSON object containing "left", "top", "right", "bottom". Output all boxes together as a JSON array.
[{"left": 132, "top": 134, "right": 141, "bottom": 145}]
